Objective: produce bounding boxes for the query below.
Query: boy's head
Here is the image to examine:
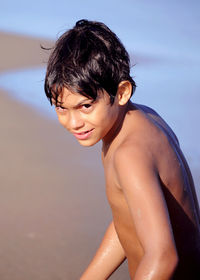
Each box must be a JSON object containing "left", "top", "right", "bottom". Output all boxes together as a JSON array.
[{"left": 44, "top": 19, "right": 136, "bottom": 105}]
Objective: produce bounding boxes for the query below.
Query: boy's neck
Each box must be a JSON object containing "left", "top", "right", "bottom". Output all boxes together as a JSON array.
[{"left": 102, "top": 101, "right": 132, "bottom": 156}]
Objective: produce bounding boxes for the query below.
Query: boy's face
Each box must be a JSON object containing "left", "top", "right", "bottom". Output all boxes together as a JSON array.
[{"left": 53, "top": 87, "right": 120, "bottom": 146}]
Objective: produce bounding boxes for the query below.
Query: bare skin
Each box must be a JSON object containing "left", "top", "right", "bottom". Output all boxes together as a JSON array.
[
  {"left": 102, "top": 102, "right": 200, "bottom": 279},
  {"left": 54, "top": 82, "right": 200, "bottom": 279}
]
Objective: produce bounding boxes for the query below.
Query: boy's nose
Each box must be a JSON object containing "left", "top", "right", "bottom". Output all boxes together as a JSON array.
[{"left": 68, "top": 112, "right": 84, "bottom": 131}]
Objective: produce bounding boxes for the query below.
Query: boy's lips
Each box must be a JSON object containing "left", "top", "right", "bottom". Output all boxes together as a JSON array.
[{"left": 72, "top": 128, "right": 94, "bottom": 140}]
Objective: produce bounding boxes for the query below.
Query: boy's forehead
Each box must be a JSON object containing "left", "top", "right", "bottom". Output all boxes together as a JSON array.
[
  {"left": 51, "top": 86, "right": 110, "bottom": 107},
  {"left": 61, "top": 88, "right": 83, "bottom": 102},
  {"left": 54, "top": 87, "right": 90, "bottom": 105}
]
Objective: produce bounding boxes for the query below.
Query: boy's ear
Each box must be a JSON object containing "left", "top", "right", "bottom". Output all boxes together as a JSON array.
[{"left": 117, "top": 81, "right": 132, "bottom": 105}]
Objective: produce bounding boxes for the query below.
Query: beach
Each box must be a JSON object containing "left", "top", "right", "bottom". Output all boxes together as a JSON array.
[
  {"left": 1, "top": 1, "right": 200, "bottom": 278},
  {"left": 0, "top": 32, "right": 129, "bottom": 279},
  {"left": 1, "top": 29, "right": 200, "bottom": 280}
]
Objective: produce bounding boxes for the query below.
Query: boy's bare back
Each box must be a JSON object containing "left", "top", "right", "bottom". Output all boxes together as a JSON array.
[{"left": 102, "top": 102, "right": 200, "bottom": 278}]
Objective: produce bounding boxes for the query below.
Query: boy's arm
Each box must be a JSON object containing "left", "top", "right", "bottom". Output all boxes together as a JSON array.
[
  {"left": 80, "top": 221, "right": 126, "bottom": 280},
  {"left": 115, "top": 146, "right": 178, "bottom": 280}
]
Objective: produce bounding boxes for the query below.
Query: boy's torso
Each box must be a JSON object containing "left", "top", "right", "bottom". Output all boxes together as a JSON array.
[{"left": 102, "top": 103, "right": 200, "bottom": 278}]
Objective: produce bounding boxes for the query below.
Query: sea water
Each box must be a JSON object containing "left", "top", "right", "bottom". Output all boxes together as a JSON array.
[
  {"left": 0, "top": 0, "right": 199, "bottom": 193},
  {"left": 0, "top": 67, "right": 57, "bottom": 119}
]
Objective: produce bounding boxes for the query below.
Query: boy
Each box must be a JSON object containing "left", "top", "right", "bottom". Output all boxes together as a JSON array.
[{"left": 44, "top": 20, "right": 200, "bottom": 279}]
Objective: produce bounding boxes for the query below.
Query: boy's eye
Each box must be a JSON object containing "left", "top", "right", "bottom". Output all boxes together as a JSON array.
[
  {"left": 82, "top": 104, "right": 92, "bottom": 109},
  {"left": 55, "top": 106, "right": 67, "bottom": 113},
  {"left": 79, "top": 103, "right": 93, "bottom": 113}
]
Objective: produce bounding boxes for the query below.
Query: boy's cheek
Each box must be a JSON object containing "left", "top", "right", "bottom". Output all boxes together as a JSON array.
[{"left": 57, "top": 115, "right": 69, "bottom": 130}]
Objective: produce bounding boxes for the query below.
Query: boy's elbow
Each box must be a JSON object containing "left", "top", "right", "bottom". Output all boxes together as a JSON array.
[
  {"left": 167, "top": 248, "right": 179, "bottom": 273},
  {"left": 158, "top": 247, "right": 179, "bottom": 277},
  {"left": 145, "top": 246, "right": 179, "bottom": 278}
]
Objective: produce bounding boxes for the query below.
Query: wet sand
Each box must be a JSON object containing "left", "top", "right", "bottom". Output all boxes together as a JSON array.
[{"left": 0, "top": 32, "right": 129, "bottom": 279}]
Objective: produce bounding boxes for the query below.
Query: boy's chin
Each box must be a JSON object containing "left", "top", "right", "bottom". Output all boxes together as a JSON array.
[{"left": 77, "top": 139, "right": 100, "bottom": 147}]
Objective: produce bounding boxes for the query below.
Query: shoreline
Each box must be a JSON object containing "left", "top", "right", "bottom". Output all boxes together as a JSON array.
[
  {"left": 0, "top": 30, "right": 199, "bottom": 279},
  {"left": 0, "top": 31, "right": 129, "bottom": 279},
  {"left": 0, "top": 87, "right": 129, "bottom": 279}
]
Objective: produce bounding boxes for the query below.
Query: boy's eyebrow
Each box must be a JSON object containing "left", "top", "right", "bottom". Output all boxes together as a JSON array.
[
  {"left": 74, "top": 98, "right": 93, "bottom": 107},
  {"left": 54, "top": 97, "right": 93, "bottom": 108}
]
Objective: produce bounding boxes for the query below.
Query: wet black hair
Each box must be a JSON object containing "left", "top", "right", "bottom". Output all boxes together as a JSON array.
[{"left": 44, "top": 19, "right": 136, "bottom": 105}]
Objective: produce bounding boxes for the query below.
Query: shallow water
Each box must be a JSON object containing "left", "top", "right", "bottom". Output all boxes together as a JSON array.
[
  {"left": 0, "top": 67, "right": 57, "bottom": 119},
  {"left": 0, "top": 4, "right": 199, "bottom": 279},
  {"left": 0, "top": 0, "right": 199, "bottom": 191}
]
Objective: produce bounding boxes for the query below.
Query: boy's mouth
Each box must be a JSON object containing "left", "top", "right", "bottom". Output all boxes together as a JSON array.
[{"left": 72, "top": 128, "right": 94, "bottom": 140}]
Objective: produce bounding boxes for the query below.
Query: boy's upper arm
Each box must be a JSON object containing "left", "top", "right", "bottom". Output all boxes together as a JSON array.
[{"left": 114, "top": 144, "right": 176, "bottom": 255}]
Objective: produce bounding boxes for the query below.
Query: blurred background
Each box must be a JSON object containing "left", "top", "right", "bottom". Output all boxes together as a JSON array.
[{"left": 0, "top": 0, "right": 199, "bottom": 279}]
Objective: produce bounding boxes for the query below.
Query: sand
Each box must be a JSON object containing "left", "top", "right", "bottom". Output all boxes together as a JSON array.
[
  {"left": 1, "top": 31, "right": 199, "bottom": 280},
  {"left": 0, "top": 32, "right": 129, "bottom": 279}
]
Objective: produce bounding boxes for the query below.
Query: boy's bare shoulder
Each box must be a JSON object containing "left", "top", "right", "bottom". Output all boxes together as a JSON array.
[
  {"left": 113, "top": 117, "right": 158, "bottom": 178},
  {"left": 112, "top": 104, "right": 175, "bottom": 182},
  {"left": 114, "top": 106, "right": 166, "bottom": 162}
]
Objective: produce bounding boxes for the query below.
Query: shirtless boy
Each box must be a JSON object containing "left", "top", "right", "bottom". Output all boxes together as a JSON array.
[{"left": 44, "top": 20, "right": 200, "bottom": 279}]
